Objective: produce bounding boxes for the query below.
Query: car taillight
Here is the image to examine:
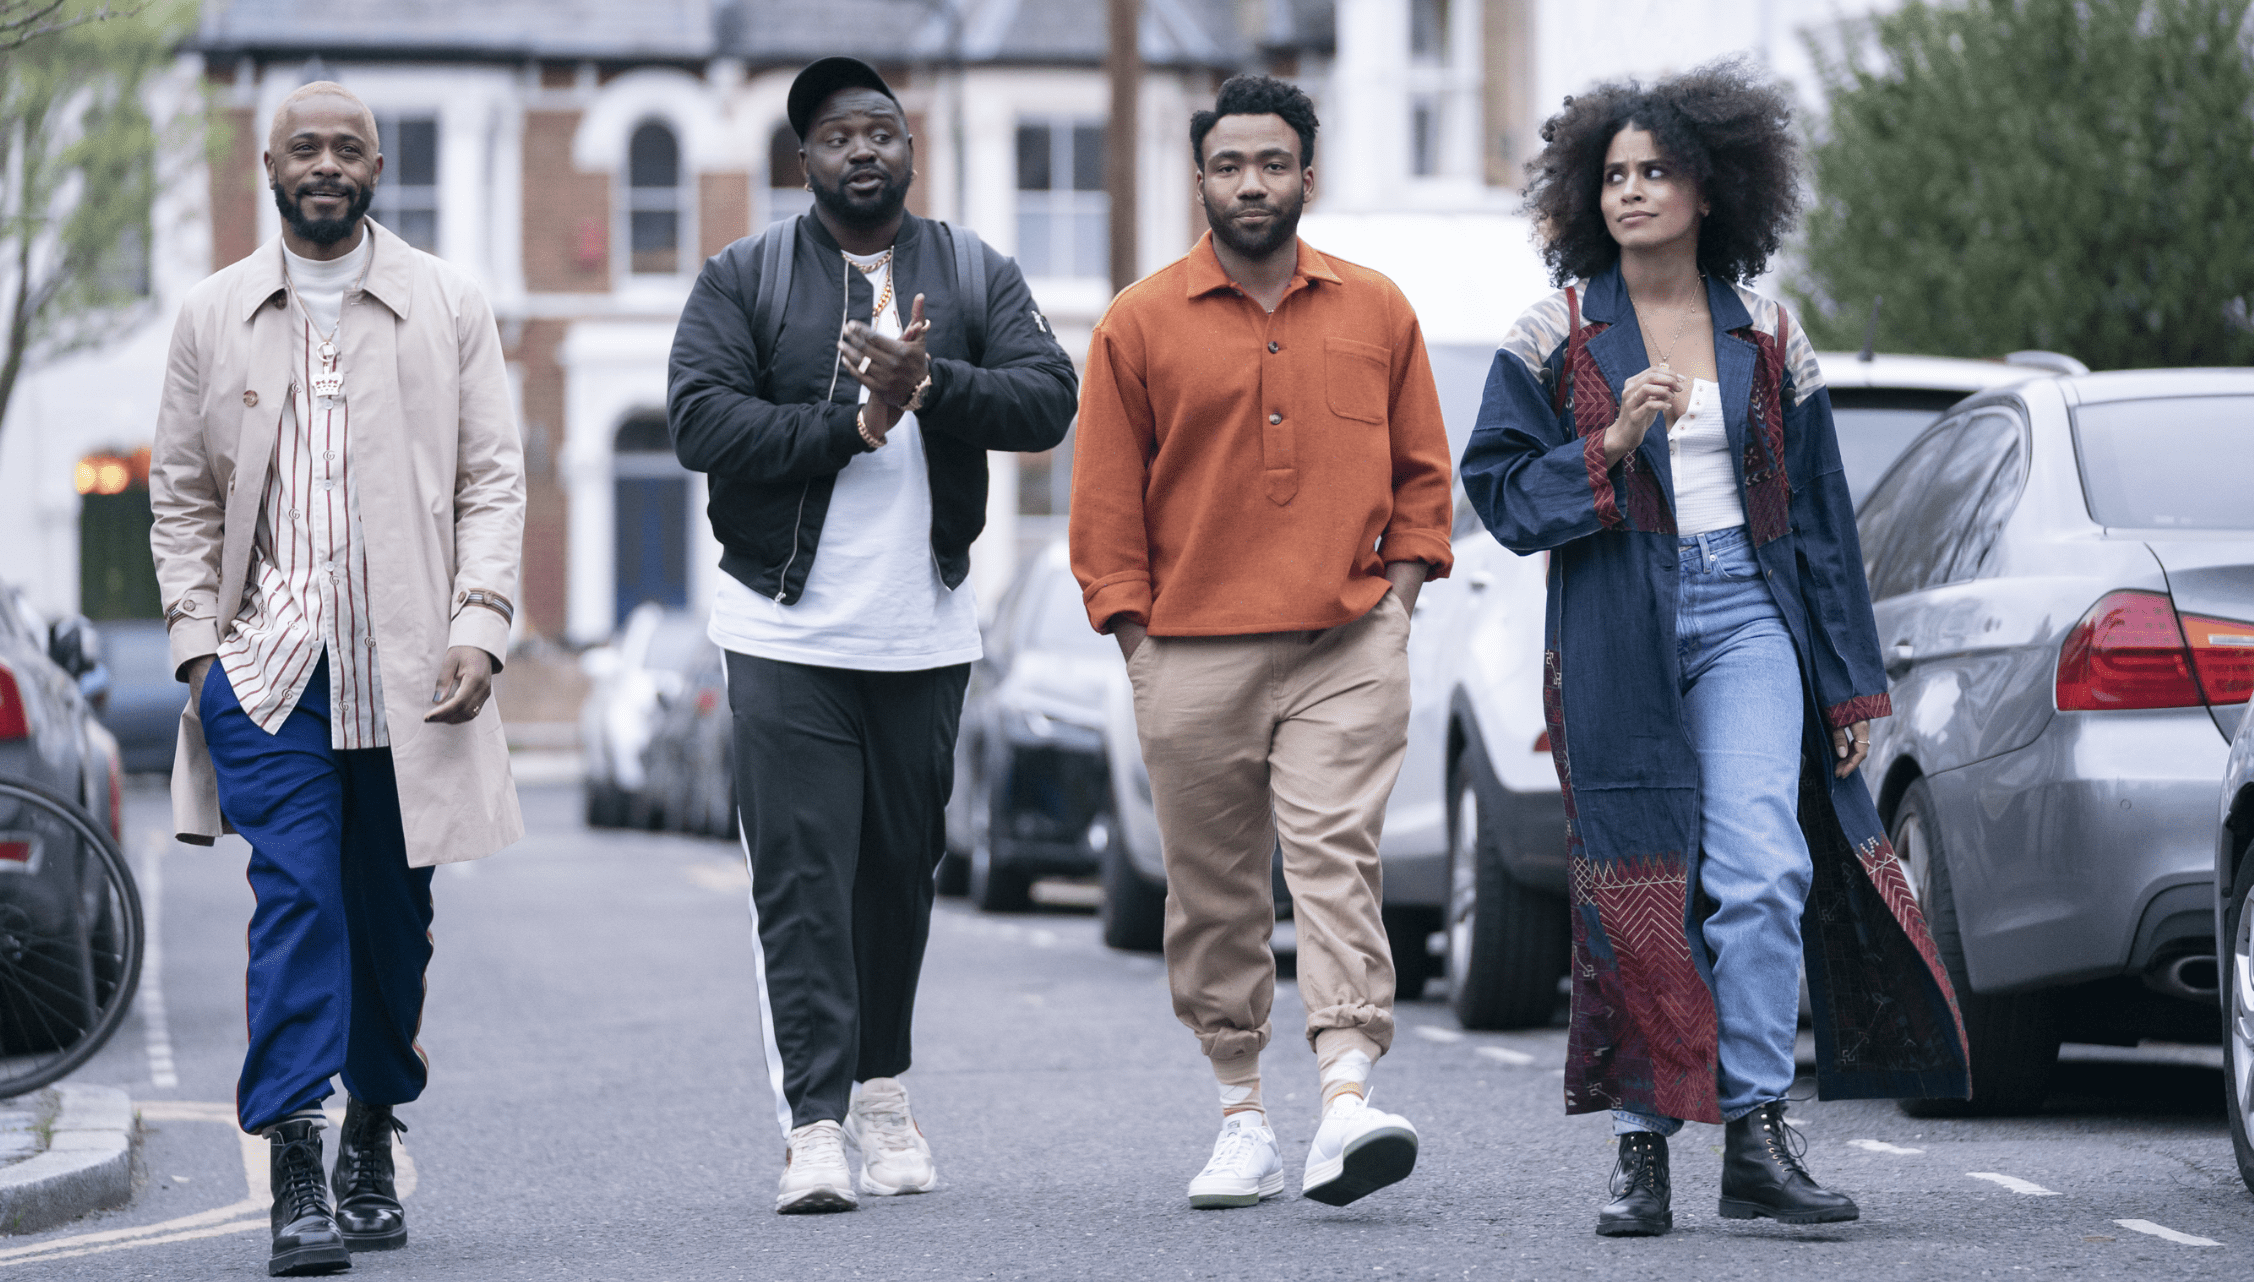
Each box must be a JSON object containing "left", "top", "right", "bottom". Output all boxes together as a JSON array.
[
  {"left": 0, "top": 664, "right": 25, "bottom": 740},
  {"left": 2184, "top": 612, "right": 2254, "bottom": 705},
  {"left": 2055, "top": 589, "right": 2247, "bottom": 711}
]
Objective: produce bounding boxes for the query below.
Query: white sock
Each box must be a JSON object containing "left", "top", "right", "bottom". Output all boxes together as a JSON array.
[{"left": 1319, "top": 1049, "right": 1372, "bottom": 1110}]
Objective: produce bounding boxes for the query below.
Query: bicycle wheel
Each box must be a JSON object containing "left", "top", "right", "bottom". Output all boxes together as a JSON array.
[{"left": 0, "top": 777, "right": 144, "bottom": 1099}]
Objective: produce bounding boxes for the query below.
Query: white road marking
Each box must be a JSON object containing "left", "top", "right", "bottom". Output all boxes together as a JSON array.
[
  {"left": 1413, "top": 1025, "right": 1464, "bottom": 1044},
  {"left": 1967, "top": 1172, "right": 2058, "bottom": 1195},
  {"left": 2114, "top": 1219, "right": 2220, "bottom": 1247},
  {"left": 1475, "top": 1046, "right": 1534, "bottom": 1065},
  {"left": 0, "top": 1102, "right": 413, "bottom": 1270},
  {"left": 1848, "top": 1139, "right": 1924, "bottom": 1155},
  {"left": 138, "top": 830, "right": 178, "bottom": 1089}
]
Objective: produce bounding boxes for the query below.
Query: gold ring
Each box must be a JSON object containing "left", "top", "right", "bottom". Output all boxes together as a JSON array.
[{"left": 858, "top": 355, "right": 872, "bottom": 375}]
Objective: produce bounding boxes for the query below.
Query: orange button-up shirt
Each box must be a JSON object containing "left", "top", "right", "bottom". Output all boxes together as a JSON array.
[{"left": 1070, "top": 234, "right": 1453, "bottom": 636}]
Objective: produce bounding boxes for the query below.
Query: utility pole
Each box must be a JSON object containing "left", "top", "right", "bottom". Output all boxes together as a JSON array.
[{"left": 1105, "top": 0, "right": 1140, "bottom": 297}]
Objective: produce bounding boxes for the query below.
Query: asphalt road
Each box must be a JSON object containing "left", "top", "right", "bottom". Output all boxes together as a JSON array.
[{"left": 6, "top": 778, "right": 2247, "bottom": 1279}]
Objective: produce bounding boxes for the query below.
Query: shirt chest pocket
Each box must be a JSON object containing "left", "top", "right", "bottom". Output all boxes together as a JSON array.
[{"left": 1323, "top": 337, "right": 1390, "bottom": 424}]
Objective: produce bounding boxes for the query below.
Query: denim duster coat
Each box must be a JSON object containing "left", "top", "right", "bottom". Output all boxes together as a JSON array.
[{"left": 1460, "top": 266, "right": 1969, "bottom": 1122}]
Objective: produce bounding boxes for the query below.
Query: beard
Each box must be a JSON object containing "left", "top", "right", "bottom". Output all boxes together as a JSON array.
[
  {"left": 809, "top": 163, "right": 913, "bottom": 230},
  {"left": 1204, "top": 187, "right": 1304, "bottom": 260},
  {"left": 272, "top": 179, "right": 373, "bottom": 246}
]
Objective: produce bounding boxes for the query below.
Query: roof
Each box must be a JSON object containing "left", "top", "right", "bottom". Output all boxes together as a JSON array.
[
  {"left": 2066, "top": 368, "right": 2254, "bottom": 405},
  {"left": 195, "top": 0, "right": 1263, "bottom": 69},
  {"left": 1814, "top": 351, "right": 2041, "bottom": 394},
  {"left": 196, "top": 0, "right": 717, "bottom": 60}
]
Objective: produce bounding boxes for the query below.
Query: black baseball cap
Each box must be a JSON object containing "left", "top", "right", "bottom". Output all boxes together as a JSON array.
[{"left": 787, "top": 57, "right": 901, "bottom": 141}]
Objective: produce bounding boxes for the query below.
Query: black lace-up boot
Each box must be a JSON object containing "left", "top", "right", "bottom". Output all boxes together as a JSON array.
[
  {"left": 331, "top": 1099, "right": 408, "bottom": 1250},
  {"left": 267, "top": 1117, "right": 351, "bottom": 1276},
  {"left": 1718, "top": 1100, "right": 1859, "bottom": 1224},
  {"left": 1594, "top": 1132, "right": 1673, "bottom": 1236}
]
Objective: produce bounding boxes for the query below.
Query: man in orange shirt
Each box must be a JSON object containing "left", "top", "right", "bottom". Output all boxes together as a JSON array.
[{"left": 1069, "top": 75, "right": 1453, "bottom": 1212}]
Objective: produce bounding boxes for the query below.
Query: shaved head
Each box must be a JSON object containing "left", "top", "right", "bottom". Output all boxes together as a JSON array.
[{"left": 268, "top": 81, "right": 379, "bottom": 156}]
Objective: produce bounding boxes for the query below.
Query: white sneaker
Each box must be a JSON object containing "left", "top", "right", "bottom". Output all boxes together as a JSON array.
[
  {"left": 1187, "top": 1111, "right": 1285, "bottom": 1209},
  {"left": 776, "top": 1120, "right": 858, "bottom": 1214},
  {"left": 844, "top": 1078, "right": 938, "bottom": 1196},
  {"left": 1301, "top": 1090, "right": 1418, "bottom": 1206}
]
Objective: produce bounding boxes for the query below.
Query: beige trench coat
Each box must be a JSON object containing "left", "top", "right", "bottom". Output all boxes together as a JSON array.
[{"left": 149, "top": 221, "right": 525, "bottom": 866}]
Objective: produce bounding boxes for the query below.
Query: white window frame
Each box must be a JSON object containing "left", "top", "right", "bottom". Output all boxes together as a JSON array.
[{"left": 1013, "top": 117, "right": 1108, "bottom": 282}]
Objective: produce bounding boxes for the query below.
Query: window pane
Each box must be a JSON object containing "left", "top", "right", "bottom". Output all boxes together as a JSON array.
[
  {"left": 768, "top": 122, "right": 806, "bottom": 189},
  {"left": 1016, "top": 207, "right": 1053, "bottom": 277},
  {"left": 630, "top": 122, "right": 679, "bottom": 189},
  {"left": 631, "top": 210, "right": 677, "bottom": 274},
  {"left": 1016, "top": 125, "right": 1051, "bottom": 192},
  {"left": 2074, "top": 395, "right": 2254, "bottom": 529},
  {"left": 1880, "top": 415, "right": 2019, "bottom": 596},
  {"left": 1073, "top": 204, "right": 1106, "bottom": 279},
  {"left": 393, "top": 209, "right": 438, "bottom": 253},
  {"left": 393, "top": 118, "right": 437, "bottom": 187},
  {"left": 1858, "top": 426, "right": 1956, "bottom": 597},
  {"left": 1072, "top": 125, "right": 1105, "bottom": 191}
]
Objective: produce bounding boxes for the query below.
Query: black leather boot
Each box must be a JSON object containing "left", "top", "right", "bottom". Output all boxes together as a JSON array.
[
  {"left": 331, "top": 1099, "right": 408, "bottom": 1250},
  {"left": 1718, "top": 1100, "right": 1859, "bottom": 1224},
  {"left": 1595, "top": 1132, "right": 1673, "bottom": 1236},
  {"left": 267, "top": 1117, "right": 351, "bottom": 1276}
]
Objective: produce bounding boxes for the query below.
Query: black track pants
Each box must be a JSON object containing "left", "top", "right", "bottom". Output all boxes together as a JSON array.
[{"left": 723, "top": 650, "right": 970, "bottom": 1135}]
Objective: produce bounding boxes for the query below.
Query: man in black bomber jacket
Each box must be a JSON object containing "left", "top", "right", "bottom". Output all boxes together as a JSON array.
[{"left": 665, "top": 57, "right": 1075, "bottom": 1216}]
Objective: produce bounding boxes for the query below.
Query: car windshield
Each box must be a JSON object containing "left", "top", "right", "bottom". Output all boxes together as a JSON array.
[
  {"left": 1829, "top": 389, "right": 1971, "bottom": 504},
  {"left": 642, "top": 616, "right": 712, "bottom": 674},
  {"left": 2074, "top": 395, "right": 2254, "bottom": 529},
  {"left": 1028, "top": 566, "right": 1111, "bottom": 657}
]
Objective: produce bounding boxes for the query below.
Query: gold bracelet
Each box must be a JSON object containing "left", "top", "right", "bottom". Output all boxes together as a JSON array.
[
  {"left": 856, "top": 407, "right": 884, "bottom": 450},
  {"left": 898, "top": 372, "right": 932, "bottom": 415}
]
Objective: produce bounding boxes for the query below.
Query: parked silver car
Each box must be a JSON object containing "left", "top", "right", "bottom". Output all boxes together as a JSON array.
[
  {"left": 580, "top": 604, "right": 713, "bottom": 829},
  {"left": 2213, "top": 659, "right": 2254, "bottom": 1194},
  {"left": 1866, "top": 368, "right": 2253, "bottom": 1115}
]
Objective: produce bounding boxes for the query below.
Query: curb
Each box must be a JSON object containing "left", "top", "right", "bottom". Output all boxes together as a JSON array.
[{"left": 0, "top": 1085, "right": 136, "bottom": 1235}]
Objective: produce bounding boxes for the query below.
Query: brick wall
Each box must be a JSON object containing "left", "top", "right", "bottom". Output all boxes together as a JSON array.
[
  {"left": 697, "top": 172, "right": 749, "bottom": 259},
  {"left": 523, "top": 110, "right": 612, "bottom": 293},
  {"left": 208, "top": 106, "right": 262, "bottom": 271},
  {"left": 509, "top": 318, "right": 573, "bottom": 639}
]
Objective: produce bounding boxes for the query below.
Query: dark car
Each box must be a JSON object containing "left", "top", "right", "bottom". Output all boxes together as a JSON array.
[
  {"left": 942, "top": 543, "right": 1119, "bottom": 912},
  {"left": 93, "top": 619, "right": 182, "bottom": 774},
  {"left": 0, "top": 586, "right": 123, "bottom": 832},
  {"left": 642, "top": 642, "right": 735, "bottom": 840}
]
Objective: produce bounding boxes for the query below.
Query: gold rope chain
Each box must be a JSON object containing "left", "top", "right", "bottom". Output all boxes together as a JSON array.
[{"left": 851, "top": 250, "right": 896, "bottom": 328}]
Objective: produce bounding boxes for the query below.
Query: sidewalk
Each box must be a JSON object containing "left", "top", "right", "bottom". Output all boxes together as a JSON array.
[{"left": 0, "top": 1085, "right": 136, "bottom": 1235}]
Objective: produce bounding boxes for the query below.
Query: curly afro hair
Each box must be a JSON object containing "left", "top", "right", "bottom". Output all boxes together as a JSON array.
[
  {"left": 1191, "top": 74, "right": 1319, "bottom": 168},
  {"left": 1525, "top": 57, "right": 1799, "bottom": 285}
]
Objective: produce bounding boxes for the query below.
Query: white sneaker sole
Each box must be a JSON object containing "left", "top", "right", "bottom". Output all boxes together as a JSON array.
[
  {"left": 1302, "top": 1123, "right": 1419, "bottom": 1207},
  {"left": 859, "top": 1168, "right": 938, "bottom": 1197},
  {"left": 1188, "top": 1167, "right": 1286, "bottom": 1209},
  {"left": 775, "top": 1183, "right": 858, "bottom": 1214}
]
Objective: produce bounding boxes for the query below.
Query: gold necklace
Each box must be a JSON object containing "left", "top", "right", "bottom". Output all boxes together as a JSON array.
[
  {"left": 1630, "top": 277, "right": 1706, "bottom": 370},
  {"left": 851, "top": 250, "right": 895, "bottom": 327}
]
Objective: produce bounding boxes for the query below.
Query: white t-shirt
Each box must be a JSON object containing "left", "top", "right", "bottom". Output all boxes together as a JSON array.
[
  {"left": 1666, "top": 378, "right": 1750, "bottom": 536},
  {"left": 281, "top": 234, "right": 370, "bottom": 337},
  {"left": 707, "top": 247, "right": 982, "bottom": 671}
]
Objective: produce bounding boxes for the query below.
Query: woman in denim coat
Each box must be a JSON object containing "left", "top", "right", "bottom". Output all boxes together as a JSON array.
[{"left": 1460, "top": 60, "right": 1968, "bottom": 1237}]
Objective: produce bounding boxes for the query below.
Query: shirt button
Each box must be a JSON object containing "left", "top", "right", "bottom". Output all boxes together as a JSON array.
[
  {"left": 365, "top": 637, "right": 376, "bottom": 649},
  {"left": 288, "top": 508, "right": 299, "bottom": 519},
  {"left": 322, "top": 481, "right": 334, "bottom": 491},
  {"left": 323, "top": 451, "right": 335, "bottom": 461},
  {"left": 243, "top": 390, "right": 258, "bottom": 407},
  {"left": 1267, "top": 341, "right": 1279, "bottom": 353},
  {"left": 1268, "top": 412, "right": 1282, "bottom": 425}
]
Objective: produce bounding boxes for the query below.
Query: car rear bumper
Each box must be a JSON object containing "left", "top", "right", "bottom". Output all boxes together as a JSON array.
[{"left": 1943, "top": 706, "right": 2229, "bottom": 993}]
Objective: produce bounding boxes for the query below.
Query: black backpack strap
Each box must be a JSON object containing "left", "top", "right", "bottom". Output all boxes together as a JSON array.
[
  {"left": 750, "top": 215, "right": 797, "bottom": 379},
  {"left": 944, "top": 221, "right": 988, "bottom": 365}
]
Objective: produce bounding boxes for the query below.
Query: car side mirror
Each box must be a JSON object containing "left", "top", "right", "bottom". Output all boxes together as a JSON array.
[{"left": 47, "top": 615, "right": 102, "bottom": 679}]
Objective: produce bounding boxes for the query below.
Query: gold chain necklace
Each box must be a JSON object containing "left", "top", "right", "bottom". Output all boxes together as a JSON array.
[
  {"left": 851, "top": 250, "right": 895, "bottom": 327},
  {"left": 1630, "top": 277, "right": 1707, "bottom": 370}
]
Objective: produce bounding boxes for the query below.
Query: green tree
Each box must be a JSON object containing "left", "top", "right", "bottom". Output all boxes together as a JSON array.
[
  {"left": 0, "top": 0, "right": 193, "bottom": 445},
  {"left": 1794, "top": 0, "right": 2254, "bottom": 368}
]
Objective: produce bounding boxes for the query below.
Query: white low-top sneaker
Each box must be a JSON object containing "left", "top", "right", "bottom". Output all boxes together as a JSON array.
[
  {"left": 776, "top": 1120, "right": 858, "bottom": 1214},
  {"left": 844, "top": 1078, "right": 938, "bottom": 1196},
  {"left": 1301, "top": 1090, "right": 1418, "bottom": 1207},
  {"left": 1187, "top": 1112, "right": 1285, "bottom": 1209}
]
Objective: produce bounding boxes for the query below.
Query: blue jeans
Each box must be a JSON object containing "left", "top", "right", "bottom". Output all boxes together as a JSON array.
[
  {"left": 1615, "top": 526, "right": 1812, "bottom": 1136},
  {"left": 200, "top": 655, "right": 436, "bottom": 1134}
]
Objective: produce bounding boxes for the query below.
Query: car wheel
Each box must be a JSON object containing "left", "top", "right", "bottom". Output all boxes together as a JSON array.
[
  {"left": 1895, "top": 778, "right": 2059, "bottom": 1117},
  {"left": 584, "top": 780, "right": 623, "bottom": 829},
  {"left": 1445, "top": 734, "right": 1570, "bottom": 1030},
  {"left": 1101, "top": 825, "right": 1165, "bottom": 952},
  {"left": 968, "top": 768, "right": 1031, "bottom": 913},
  {"left": 2222, "top": 850, "right": 2254, "bottom": 1194}
]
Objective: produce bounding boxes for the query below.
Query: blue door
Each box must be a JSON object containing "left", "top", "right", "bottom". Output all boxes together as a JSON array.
[{"left": 612, "top": 413, "right": 690, "bottom": 627}]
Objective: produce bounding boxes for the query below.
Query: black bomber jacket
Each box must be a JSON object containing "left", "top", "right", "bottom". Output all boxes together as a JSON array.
[{"left": 667, "top": 212, "right": 1078, "bottom": 604}]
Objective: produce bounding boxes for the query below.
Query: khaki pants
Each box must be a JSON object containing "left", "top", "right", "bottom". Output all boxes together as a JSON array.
[{"left": 1127, "top": 591, "right": 1412, "bottom": 1081}]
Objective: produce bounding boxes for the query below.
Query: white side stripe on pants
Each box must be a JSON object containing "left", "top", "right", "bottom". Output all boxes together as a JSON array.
[{"left": 721, "top": 662, "right": 795, "bottom": 1142}]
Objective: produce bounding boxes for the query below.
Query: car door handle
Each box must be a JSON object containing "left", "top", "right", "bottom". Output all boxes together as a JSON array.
[
  {"left": 1884, "top": 641, "right": 1914, "bottom": 678},
  {"left": 1468, "top": 571, "right": 1494, "bottom": 590}
]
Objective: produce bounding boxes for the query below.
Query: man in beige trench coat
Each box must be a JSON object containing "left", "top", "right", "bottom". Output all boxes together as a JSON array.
[{"left": 148, "top": 82, "right": 523, "bottom": 1278}]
